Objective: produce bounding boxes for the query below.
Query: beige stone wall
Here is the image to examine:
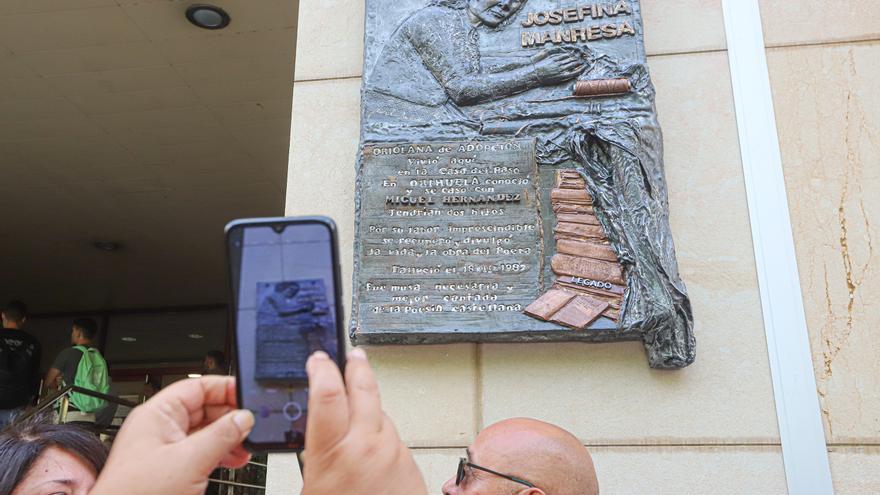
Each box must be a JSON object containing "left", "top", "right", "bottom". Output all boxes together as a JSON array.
[
  {"left": 762, "top": 0, "right": 880, "bottom": 489},
  {"left": 271, "top": 1, "right": 876, "bottom": 493}
]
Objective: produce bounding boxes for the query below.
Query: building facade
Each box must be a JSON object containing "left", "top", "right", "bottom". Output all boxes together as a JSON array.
[{"left": 269, "top": 0, "right": 879, "bottom": 492}]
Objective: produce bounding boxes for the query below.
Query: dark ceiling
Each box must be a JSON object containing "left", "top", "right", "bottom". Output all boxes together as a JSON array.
[{"left": 0, "top": 0, "right": 297, "bottom": 313}]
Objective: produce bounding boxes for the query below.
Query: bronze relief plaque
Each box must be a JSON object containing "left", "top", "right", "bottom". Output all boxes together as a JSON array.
[{"left": 352, "top": 0, "right": 696, "bottom": 368}]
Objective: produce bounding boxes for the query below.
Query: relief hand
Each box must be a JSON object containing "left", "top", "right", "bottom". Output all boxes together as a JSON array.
[{"left": 532, "top": 53, "right": 586, "bottom": 85}]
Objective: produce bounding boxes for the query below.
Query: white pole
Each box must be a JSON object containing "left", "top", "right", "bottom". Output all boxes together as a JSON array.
[{"left": 721, "top": 1, "right": 834, "bottom": 493}]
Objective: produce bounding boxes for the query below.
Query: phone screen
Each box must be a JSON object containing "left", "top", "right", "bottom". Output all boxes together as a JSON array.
[{"left": 227, "top": 218, "right": 343, "bottom": 451}]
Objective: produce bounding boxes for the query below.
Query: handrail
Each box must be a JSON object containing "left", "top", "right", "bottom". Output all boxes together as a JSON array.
[
  {"left": 67, "top": 386, "right": 139, "bottom": 408},
  {"left": 207, "top": 478, "right": 266, "bottom": 490},
  {"left": 16, "top": 386, "right": 139, "bottom": 424},
  {"left": 21, "top": 387, "right": 71, "bottom": 420}
]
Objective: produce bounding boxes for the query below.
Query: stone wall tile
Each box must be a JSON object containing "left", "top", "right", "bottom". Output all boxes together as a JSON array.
[
  {"left": 829, "top": 446, "right": 880, "bottom": 494},
  {"left": 294, "top": 0, "right": 365, "bottom": 81},
  {"left": 641, "top": 0, "right": 726, "bottom": 55},
  {"left": 266, "top": 453, "right": 302, "bottom": 494},
  {"left": 367, "top": 345, "right": 478, "bottom": 447},
  {"left": 768, "top": 41, "right": 880, "bottom": 443},
  {"left": 286, "top": 78, "right": 361, "bottom": 323},
  {"left": 759, "top": 0, "right": 880, "bottom": 47}
]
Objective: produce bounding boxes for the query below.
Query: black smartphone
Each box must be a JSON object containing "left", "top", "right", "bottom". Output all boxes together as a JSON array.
[{"left": 225, "top": 216, "right": 346, "bottom": 452}]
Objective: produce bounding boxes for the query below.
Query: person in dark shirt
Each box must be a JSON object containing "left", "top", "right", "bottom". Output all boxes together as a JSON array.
[
  {"left": 0, "top": 300, "right": 41, "bottom": 428},
  {"left": 142, "top": 376, "right": 161, "bottom": 401},
  {"left": 202, "top": 350, "right": 227, "bottom": 376}
]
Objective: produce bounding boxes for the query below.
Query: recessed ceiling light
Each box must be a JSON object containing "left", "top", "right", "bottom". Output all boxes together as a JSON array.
[
  {"left": 93, "top": 241, "right": 121, "bottom": 252},
  {"left": 121, "top": 336, "right": 137, "bottom": 342},
  {"left": 185, "top": 4, "right": 230, "bottom": 30},
  {"left": 188, "top": 373, "right": 203, "bottom": 378},
  {"left": 188, "top": 333, "right": 204, "bottom": 339}
]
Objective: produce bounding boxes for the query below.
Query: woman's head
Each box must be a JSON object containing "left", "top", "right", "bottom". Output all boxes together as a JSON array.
[{"left": 0, "top": 416, "right": 107, "bottom": 495}]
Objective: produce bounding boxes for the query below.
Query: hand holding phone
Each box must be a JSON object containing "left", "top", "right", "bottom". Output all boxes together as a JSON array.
[
  {"left": 227, "top": 217, "right": 346, "bottom": 452},
  {"left": 302, "top": 349, "right": 428, "bottom": 495},
  {"left": 91, "top": 376, "right": 254, "bottom": 495}
]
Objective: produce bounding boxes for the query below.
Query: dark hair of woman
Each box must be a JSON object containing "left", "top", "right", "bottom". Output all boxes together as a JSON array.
[{"left": 0, "top": 415, "right": 108, "bottom": 494}]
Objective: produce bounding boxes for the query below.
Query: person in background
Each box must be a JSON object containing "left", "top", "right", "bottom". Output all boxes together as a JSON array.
[
  {"left": 94, "top": 380, "right": 120, "bottom": 431},
  {"left": 0, "top": 300, "right": 41, "bottom": 429},
  {"left": 202, "top": 350, "right": 227, "bottom": 375},
  {"left": 200, "top": 351, "right": 228, "bottom": 495},
  {"left": 142, "top": 376, "right": 161, "bottom": 401},
  {"left": 44, "top": 318, "right": 109, "bottom": 422},
  {"left": 0, "top": 415, "right": 108, "bottom": 495}
]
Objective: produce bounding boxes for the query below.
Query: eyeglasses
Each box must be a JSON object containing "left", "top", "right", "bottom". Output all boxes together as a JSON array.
[{"left": 456, "top": 457, "right": 535, "bottom": 488}]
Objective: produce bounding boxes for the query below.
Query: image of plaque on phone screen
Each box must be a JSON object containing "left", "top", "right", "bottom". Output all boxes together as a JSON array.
[{"left": 226, "top": 217, "right": 343, "bottom": 451}]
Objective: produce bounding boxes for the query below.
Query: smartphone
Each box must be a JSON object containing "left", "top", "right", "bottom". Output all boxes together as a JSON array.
[{"left": 226, "top": 216, "right": 346, "bottom": 452}]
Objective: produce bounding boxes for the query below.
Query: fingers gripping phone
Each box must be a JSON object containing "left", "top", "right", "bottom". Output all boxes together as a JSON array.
[{"left": 226, "top": 217, "right": 346, "bottom": 452}]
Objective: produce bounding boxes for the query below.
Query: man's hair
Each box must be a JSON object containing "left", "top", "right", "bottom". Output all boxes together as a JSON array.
[
  {"left": 0, "top": 415, "right": 108, "bottom": 494},
  {"left": 72, "top": 317, "right": 99, "bottom": 340},
  {"left": 205, "top": 350, "right": 226, "bottom": 368},
  {"left": 2, "top": 300, "right": 28, "bottom": 324}
]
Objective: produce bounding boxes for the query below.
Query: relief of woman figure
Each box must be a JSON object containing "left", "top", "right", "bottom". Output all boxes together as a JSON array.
[{"left": 364, "top": 0, "right": 587, "bottom": 130}]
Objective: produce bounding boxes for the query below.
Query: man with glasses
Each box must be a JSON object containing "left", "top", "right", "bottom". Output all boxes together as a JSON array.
[{"left": 443, "top": 418, "right": 599, "bottom": 495}]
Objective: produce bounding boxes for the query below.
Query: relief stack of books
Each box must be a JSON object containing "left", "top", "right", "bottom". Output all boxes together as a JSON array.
[{"left": 524, "top": 170, "right": 625, "bottom": 329}]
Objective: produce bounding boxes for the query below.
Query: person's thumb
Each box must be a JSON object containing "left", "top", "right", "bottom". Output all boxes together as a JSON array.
[{"left": 185, "top": 409, "right": 254, "bottom": 474}]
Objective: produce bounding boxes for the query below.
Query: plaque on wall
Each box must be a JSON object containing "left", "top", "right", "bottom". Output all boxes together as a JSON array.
[{"left": 352, "top": 0, "right": 696, "bottom": 368}]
